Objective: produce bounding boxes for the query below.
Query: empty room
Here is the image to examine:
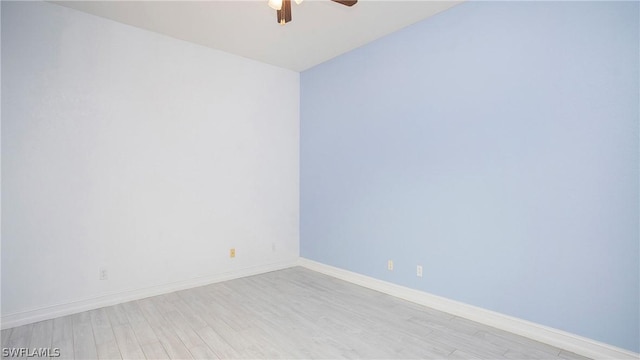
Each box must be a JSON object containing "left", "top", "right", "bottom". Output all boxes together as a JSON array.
[{"left": 1, "top": 0, "right": 638, "bottom": 359}]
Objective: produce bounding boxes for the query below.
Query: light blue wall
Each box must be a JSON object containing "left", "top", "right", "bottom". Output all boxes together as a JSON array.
[{"left": 300, "top": 1, "right": 639, "bottom": 352}]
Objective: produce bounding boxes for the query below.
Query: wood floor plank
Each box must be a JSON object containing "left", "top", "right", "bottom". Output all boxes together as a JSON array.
[
  {"left": 170, "top": 299, "right": 208, "bottom": 330},
  {"left": 1, "top": 267, "right": 594, "bottom": 360},
  {"left": 149, "top": 295, "right": 177, "bottom": 317},
  {"left": 430, "top": 327, "right": 507, "bottom": 358},
  {"left": 136, "top": 299, "right": 169, "bottom": 329},
  {"left": 448, "top": 349, "right": 484, "bottom": 359},
  {"left": 6, "top": 323, "right": 33, "bottom": 348},
  {"left": 5, "top": 323, "right": 33, "bottom": 359},
  {"left": 111, "top": 324, "right": 145, "bottom": 360},
  {"left": 72, "top": 312, "right": 98, "bottom": 360},
  {"left": 105, "top": 305, "right": 130, "bottom": 327},
  {"left": 120, "top": 301, "right": 159, "bottom": 346},
  {"left": 139, "top": 341, "right": 170, "bottom": 360},
  {"left": 89, "top": 308, "right": 122, "bottom": 360},
  {"left": 559, "top": 349, "right": 592, "bottom": 360},
  {"left": 1, "top": 328, "right": 13, "bottom": 349},
  {"left": 120, "top": 301, "right": 148, "bottom": 325},
  {"left": 95, "top": 342, "right": 123, "bottom": 360},
  {"left": 193, "top": 326, "right": 240, "bottom": 359},
  {"left": 475, "top": 328, "right": 560, "bottom": 357},
  {"left": 126, "top": 318, "right": 159, "bottom": 347},
  {"left": 137, "top": 299, "right": 193, "bottom": 359},
  {"left": 28, "top": 320, "right": 53, "bottom": 349},
  {"left": 149, "top": 326, "right": 194, "bottom": 360},
  {"left": 52, "top": 315, "right": 74, "bottom": 359},
  {"left": 161, "top": 310, "right": 218, "bottom": 359}
]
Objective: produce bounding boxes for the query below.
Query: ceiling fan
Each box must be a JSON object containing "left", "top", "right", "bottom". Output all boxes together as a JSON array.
[{"left": 268, "top": 0, "right": 358, "bottom": 25}]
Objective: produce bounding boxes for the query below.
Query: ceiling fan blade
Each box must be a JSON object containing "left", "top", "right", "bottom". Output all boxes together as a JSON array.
[
  {"left": 277, "top": 0, "right": 292, "bottom": 24},
  {"left": 331, "top": 0, "right": 357, "bottom": 6}
]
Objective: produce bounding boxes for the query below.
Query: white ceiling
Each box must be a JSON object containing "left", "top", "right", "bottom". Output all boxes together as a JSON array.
[{"left": 53, "top": 0, "right": 462, "bottom": 72}]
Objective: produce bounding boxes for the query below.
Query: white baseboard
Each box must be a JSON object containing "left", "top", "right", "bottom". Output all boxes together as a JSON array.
[
  {"left": 1, "top": 260, "right": 297, "bottom": 330},
  {"left": 298, "top": 257, "right": 639, "bottom": 360}
]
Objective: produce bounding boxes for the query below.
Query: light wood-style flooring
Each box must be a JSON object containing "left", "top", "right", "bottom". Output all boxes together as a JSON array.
[{"left": 1, "top": 267, "right": 590, "bottom": 359}]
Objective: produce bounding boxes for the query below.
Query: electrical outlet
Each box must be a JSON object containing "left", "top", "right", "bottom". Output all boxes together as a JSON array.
[
  {"left": 99, "top": 267, "right": 108, "bottom": 280},
  {"left": 387, "top": 260, "right": 393, "bottom": 271},
  {"left": 417, "top": 265, "right": 423, "bottom": 277},
  {"left": 272, "top": 242, "right": 276, "bottom": 252},
  {"left": 230, "top": 248, "right": 236, "bottom": 258}
]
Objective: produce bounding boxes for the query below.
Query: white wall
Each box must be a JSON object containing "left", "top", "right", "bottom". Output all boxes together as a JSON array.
[{"left": 1, "top": 1, "right": 299, "bottom": 325}]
